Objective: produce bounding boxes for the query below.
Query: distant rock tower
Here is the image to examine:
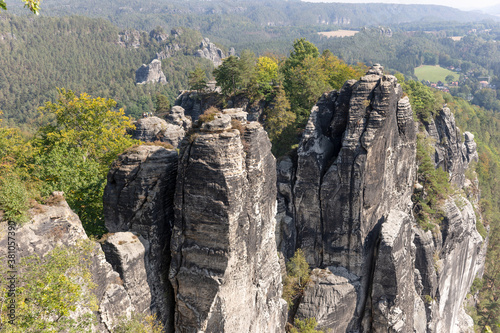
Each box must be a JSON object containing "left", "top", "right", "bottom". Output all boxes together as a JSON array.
[{"left": 135, "top": 59, "right": 167, "bottom": 85}]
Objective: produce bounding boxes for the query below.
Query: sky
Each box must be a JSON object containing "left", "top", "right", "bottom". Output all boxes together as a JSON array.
[{"left": 302, "top": 0, "right": 500, "bottom": 11}]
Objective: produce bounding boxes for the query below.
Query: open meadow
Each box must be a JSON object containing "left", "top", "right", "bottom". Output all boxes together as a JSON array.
[{"left": 414, "top": 65, "right": 459, "bottom": 82}]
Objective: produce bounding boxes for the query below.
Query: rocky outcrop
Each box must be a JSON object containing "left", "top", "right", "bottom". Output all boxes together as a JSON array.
[
  {"left": 101, "top": 232, "right": 152, "bottom": 316},
  {"left": 166, "top": 106, "right": 192, "bottom": 130},
  {"left": 174, "top": 91, "right": 223, "bottom": 121},
  {"left": 136, "top": 59, "right": 167, "bottom": 85},
  {"left": 295, "top": 267, "right": 359, "bottom": 331},
  {"left": 0, "top": 195, "right": 136, "bottom": 332},
  {"left": 427, "top": 197, "right": 485, "bottom": 333},
  {"left": 103, "top": 145, "right": 178, "bottom": 329},
  {"left": 281, "top": 66, "right": 417, "bottom": 331},
  {"left": 118, "top": 29, "right": 141, "bottom": 48},
  {"left": 277, "top": 65, "right": 485, "bottom": 332},
  {"left": 425, "top": 107, "right": 478, "bottom": 187},
  {"left": 132, "top": 116, "right": 172, "bottom": 142},
  {"left": 195, "top": 37, "right": 226, "bottom": 67},
  {"left": 169, "top": 115, "right": 287, "bottom": 332},
  {"left": 370, "top": 210, "right": 416, "bottom": 333},
  {"left": 132, "top": 110, "right": 191, "bottom": 148}
]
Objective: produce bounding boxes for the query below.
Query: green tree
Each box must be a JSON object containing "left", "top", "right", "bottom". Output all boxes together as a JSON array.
[
  {"left": 284, "top": 38, "right": 320, "bottom": 70},
  {"left": 112, "top": 313, "right": 164, "bottom": 333},
  {"left": 188, "top": 66, "right": 208, "bottom": 93},
  {"left": 213, "top": 55, "right": 242, "bottom": 98},
  {"left": 33, "top": 89, "right": 137, "bottom": 234},
  {"left": 265, "top": 85, "right": 295, "bottom": 142},
  {"left": 0, "top": 0, "right": 40, "bottom": 14},
  {"left": 256, "top": 56, "right": 279, "bottom": 96},
  {"left": 283, "top": 249, "right": 310, "bottom": 307},
  {"left": 237, "top": 50, "right": 258, "bottom": 96},
  {"left": 37, "top": 88, "right": 136, "bottom": 166},
  {"left": 290, "top": 318, "right": 324, "bottom": 333},
  {"left": 399, "top": 76, "right": 439, "bottom": 122},
  {"left": 0, "top": 240, "right": 98, "bottom": 332},
  {"left": 319, "top": 50, "right": 365, "bottom": 90},
  {"left": 155, "top": 93, "right": 171, "bottom": 116},
  {"left": 286, "top": 55, "right": 331, "bottom": 123},
  {"left": 213, "top": 51, "right": 258, "bottom": 100}
]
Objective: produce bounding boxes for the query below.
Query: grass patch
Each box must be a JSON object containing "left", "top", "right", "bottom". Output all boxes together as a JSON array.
[{"left": 414, "top": 65, "right": 459, "bottom": 83}]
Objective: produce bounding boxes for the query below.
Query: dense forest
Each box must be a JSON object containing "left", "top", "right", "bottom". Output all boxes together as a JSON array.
[{"left": 0, "top": 14, "right": 216, "bottom": 130}]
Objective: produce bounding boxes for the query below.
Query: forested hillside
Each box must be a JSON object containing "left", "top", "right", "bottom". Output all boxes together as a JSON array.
[
  {"left": 6, "top": 0, "right": 497, "bottom": 54},
  {"left": 0, "top": 14, "right": 214, "bottom": 129}
]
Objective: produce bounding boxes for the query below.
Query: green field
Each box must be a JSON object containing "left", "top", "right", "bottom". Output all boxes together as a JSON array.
[{"left": 414, "top": 65, "right": 460, "bottom": 83}]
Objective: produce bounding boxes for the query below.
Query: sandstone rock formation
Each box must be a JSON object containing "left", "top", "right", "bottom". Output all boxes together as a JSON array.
[
  {"left": 0, "top": 195, "right": 137, "bottom": 332},
  {"left": 195, "top": 37, "right": 226, "bottom": 67},
  {"left": 136, "top": 59, "right": 167, "bottom": 85},
  {"left": 132, "top": 109, "right": 191, "bottom": 148},
  {"left": 169, "top": 115, "right": 287, "bottom": 332},
  {"left": 295, "top": 267, "right": 359, "bottom": 331},
  {"left": 276, "top": 65, "right": 485, "bottom": 332},
  {"left": 2, "top": 65, "right": 487, "bottom": 333},
  {"left": 103, "top": 145, "right": 178, "bottom": 329},
  {"left": 174, "top": 91, "right": 205, "bottom": 121},
  {"left": 425, "top": 107, "right": 478, "bottom": 187}
]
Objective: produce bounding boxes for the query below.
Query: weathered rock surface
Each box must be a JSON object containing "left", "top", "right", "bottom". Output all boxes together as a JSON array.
[
  {"left": 174, "top": 91, "right": 206, "bottom": 121},
  {"left": 425, "top": 107, "right": 478, "bottom": 187},
  {"left": 279, "top": 67, "right": 417, "bottom": 330},
  {"left": 101, "top": 232, "right": 151, "bottom": 315},
  {"left": 104, "top": 145, "right": 178, "bottom": 329},
  {"left": 295, "top": 267, "right": 359, "bottom": 331},
  {"left": 136, "top": 59, "right": 167, "bottom": 85},
  {"left": 118, "top": 29, "right": 141, "bottom": 48},
  {"left": 416, "top": 107, "right": 485, "bottom": 333},
  {"left": 370, "top": 210, "right": 415, "bottom": 333},
  {"left": 222, "top": 108, "right": 247, "bottom": 122},
  {"left": 277, "top": 65, "right": 485, "bottom": 332},
  {"left": 132, "top": 112, "right": 190, "bottom": 148},
  {"left": 195, "top": 37, "right": 226, "bottom": 67},
  {"left": 423, "top": 197, "right": 486, "bottom": 333},
  {"left": 167, "top": 106, "right": 192, "bottom": 130},
  {"left": 0, "top": 196, "right": 136, "bottom": 332},
  {"left": 169, "top": 116, "right": 287, "bottom": 332}
]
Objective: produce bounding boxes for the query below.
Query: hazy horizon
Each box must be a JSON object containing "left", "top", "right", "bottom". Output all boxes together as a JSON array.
[{"left": 301, "top": 0, "right": 500, "bottom": 11}]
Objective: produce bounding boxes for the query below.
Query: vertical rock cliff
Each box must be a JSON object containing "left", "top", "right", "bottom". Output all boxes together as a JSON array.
[
  {"left": 277, "top": 65, "right": 486, "bottom": 332},
  {"left": 103, "top": 145, "right": 178, "bottom": 330},
  {"left": 169, "top": 113, "right": 287, "bottom": 332},
  {"left": 414, "top": 107, "right": 486, "bottom": 333}
]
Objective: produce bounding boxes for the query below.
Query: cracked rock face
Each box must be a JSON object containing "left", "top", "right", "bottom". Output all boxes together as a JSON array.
[
  {"left": 104, "top": 145, "right": 178, "bottom": 329},
  {"left": 195, "top": 37, "right": 226, "bottom": 67},
  {"left": 132, "top": 111, "right": 191, "bottom": 148},
  {"left": 136, "top": 59, "right": 167, "bottom": 85},
  {"left": 278, "top": 66, "right": 486, "bottom": 332},
  {"left": 169, "top": 117, "right": 287, "bottom": 332},
  {"left": 101, "top": 232, "right": 152, "bottom": 315},
  {"left": 278, "top": 67, "right": 417, "bottom": 331},
  {"left": 425, "top": 107, "right": 478, "bottom": 188},
  {"left": 296, "top": 267, "right": 359, "bottom": 331}
]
